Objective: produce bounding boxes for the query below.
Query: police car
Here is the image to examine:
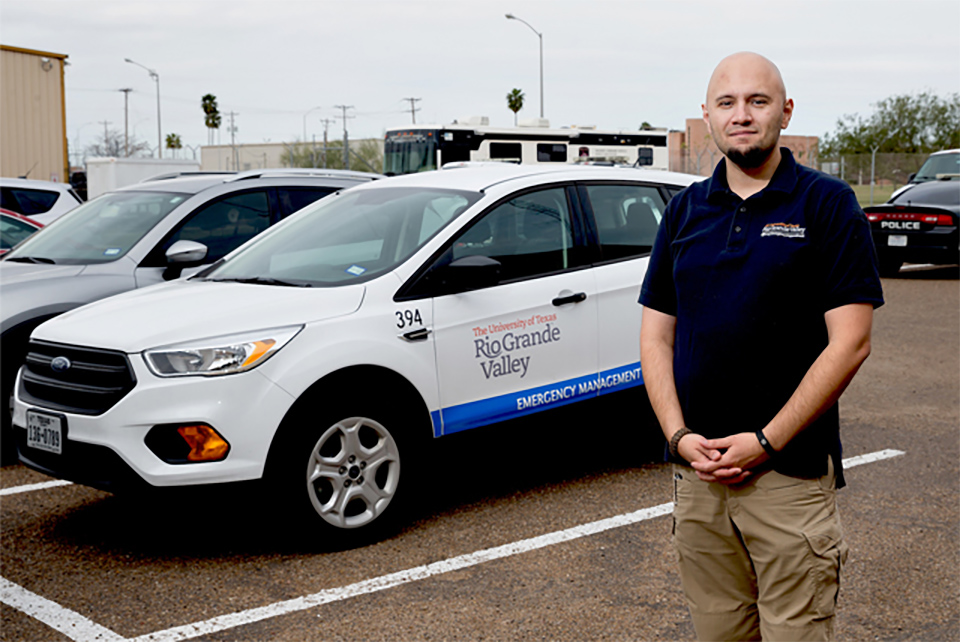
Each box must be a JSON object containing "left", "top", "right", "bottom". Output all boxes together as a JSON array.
[{"left": 13, "top": 163, "right": 697, "bottom": 537}]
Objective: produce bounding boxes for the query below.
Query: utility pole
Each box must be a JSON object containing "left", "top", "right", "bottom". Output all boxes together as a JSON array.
[
  {"left": 334, "top": 105, "right": 354, "bottom": 169},
  {"left": 320, "top": 118, "right": 334, "bottom": 168},
  {"left": 403, "top": 97, "right": 421, "bottom": 124},
  {"left": 227, "top": 111, "right": 239, "bottom": 170},
  {"left": 119, "top": 88, "right": 132, "bottom": 157}
]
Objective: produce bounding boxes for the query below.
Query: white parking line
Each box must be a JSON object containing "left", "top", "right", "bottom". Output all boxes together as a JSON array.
[
  {"left": 0, "top": 479, "right": 73, "bottom": 496},
  {"left": 1, "top": 448, "right": 906, "bottom": 642}
]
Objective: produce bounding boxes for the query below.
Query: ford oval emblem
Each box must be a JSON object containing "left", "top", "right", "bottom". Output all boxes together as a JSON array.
[{"left": 50, "top": 356, "right": 72, "bottom": 373}]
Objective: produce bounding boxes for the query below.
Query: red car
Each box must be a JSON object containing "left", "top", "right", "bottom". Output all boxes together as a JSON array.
[{"left": 0, "top": 208, "right": 43, "bottom": 255}]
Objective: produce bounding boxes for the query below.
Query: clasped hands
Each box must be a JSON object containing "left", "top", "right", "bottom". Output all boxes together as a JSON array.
[{"left": 677, "top": 431, "right": 770, "bottom": 484}]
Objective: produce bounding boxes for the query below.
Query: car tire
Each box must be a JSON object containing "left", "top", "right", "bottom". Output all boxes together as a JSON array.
[{"left": 267, "top": 388, "right": 425, "bottom": 545}]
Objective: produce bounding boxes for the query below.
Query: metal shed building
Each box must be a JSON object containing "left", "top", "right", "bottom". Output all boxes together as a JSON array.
[{"left": 1, "top": 45, "right": 69, "bottom": 183}]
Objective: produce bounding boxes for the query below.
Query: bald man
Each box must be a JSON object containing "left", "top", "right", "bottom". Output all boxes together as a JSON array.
[{"left": 639, "top": 53, "right": 883, "bottom": 641}]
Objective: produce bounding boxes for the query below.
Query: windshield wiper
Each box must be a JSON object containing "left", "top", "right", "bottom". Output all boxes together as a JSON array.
[
  {"left": 205, "top": 276, "right": 312, "bottom": 287},
  {"left": 4, "top": 256, "right": 56, "bottom": 264}
]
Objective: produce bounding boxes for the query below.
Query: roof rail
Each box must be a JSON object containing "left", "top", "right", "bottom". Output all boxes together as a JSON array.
[
  {"left": 141, "top": 171, "right": 236, "bottom": 183},
  {"left": 227, "top": 168, "right": 382, "bottom": 182}
]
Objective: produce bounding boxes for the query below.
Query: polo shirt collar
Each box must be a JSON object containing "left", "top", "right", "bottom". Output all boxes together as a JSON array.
[{"left": 706, "top": 147, "right": 799, "bottom": 203}]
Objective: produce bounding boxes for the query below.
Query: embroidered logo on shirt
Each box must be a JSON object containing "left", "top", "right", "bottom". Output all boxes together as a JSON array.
[{"left": 761, "top": 222, "right": 806, "bottom": 239}]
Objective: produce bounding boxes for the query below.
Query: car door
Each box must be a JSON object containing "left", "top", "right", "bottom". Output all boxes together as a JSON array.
[
  {"left": 427, "top": 185, "right": 599, "bottom": 435},
  {"left": 578, "top": 182, "right": 670, "bottom": 394},
  {"left": 134, "top": 189, "right": 273, "bottom": 288}
]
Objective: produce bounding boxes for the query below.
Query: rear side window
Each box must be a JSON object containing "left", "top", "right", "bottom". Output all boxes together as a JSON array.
[
  {"left": 278, "top": 187, "right": 337, "bottom": 218},
  {"left": 1, "top": 187, "right": 59, "bottom": 215},
  {"left": 585, "top": 184, "right": 667, "bottom": 261}
]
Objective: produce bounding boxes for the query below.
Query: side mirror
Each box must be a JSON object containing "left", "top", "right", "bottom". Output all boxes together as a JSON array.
[
  {"left": 907, "top": 172, "right": 916, "bottom": 182},
  {"left": 163, "top": 240, "right": 208, "bottom": 280},
  {"left": 440, "top": 255, "right": 502, "bottom": 293}
]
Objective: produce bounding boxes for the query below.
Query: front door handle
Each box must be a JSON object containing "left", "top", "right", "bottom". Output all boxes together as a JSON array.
[
  {"left": 400, "top": 327, "right": 432, "bottom": 342},
  {"left": 552, "top": 292, "right": 587, "bottom": 306}
]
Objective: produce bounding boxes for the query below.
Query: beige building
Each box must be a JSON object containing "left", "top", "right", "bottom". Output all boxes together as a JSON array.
[
  {"left": 1, "top": 45, "right": 69, "bottom": 182},
  {"left": 669, "top": 118, "right": 818, "bottom": 177}
]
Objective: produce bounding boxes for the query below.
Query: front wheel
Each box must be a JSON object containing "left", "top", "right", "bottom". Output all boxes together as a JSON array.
[
  {"left": 304, "top": 415, "right": 401, "bottom": 530},
  {"left": 268, "top": 394, "right": 424, "bottom": 543}
]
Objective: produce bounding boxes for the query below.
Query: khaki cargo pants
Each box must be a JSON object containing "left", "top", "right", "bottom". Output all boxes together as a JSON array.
[{"left": 672, "top": 458, "right": 848, "bottom": 641}]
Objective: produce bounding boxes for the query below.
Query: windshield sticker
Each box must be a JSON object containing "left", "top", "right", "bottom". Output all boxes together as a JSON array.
[
  {"left": 103, "top": 248, "right": 121, "bottom": 256},
  {"left": 472, "top": 313, "right": 559, "bottom": 380},
  {"left": 345, "top": 265, "right": 366, "bottom": 276}
]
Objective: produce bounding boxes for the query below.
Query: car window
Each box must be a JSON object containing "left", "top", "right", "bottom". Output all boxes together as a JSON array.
[
  {"left": 585, "top": 184, "right": 666, "bottom": 261},
  {"left": 915, "top": 153, "right": 960, "bottom": 181},
  {"left": 278, "top": 187, "right": 337, "bottom": 218},
  {"left": 160, "top": 190, "right": 271, "bottom": 264},
  {"left": 451, "top": 187, "right": 578, "bottom": 282},
  {"left": 4, "top": 191, "right": 187, "bottom": 264},
  {"left": 204, "top": 187, "right": 480, "bottom": 286},
  {"left": 0, "top": 216, "right": 39, "bottom": 250},
  {"left": 0, "top": 187, "right": 59, "bottom": 215}
]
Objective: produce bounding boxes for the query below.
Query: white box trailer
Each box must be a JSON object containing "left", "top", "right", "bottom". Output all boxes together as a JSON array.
[{"left": 86, "top": 157, "right": 201, "bottom": 199}]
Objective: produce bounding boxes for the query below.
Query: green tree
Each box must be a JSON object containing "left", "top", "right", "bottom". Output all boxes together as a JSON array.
[
  {"left": 506, "top": 88, "right": 525, "bottom": 125},
  {"left": 201, "top": 93, "right": 222, "bottom": 145},
  {"left": 821, "top": 91, "right": 960, "bottom": 156},
  {"left": 165, "top": 133, "right": 183, "bottom": 157},
  {"left": 281, "top": 138, "right": 383, "bottom": 172}
]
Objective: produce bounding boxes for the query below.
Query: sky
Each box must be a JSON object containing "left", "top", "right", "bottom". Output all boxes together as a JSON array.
[{"left": 3, "top": 0, "right": 959, "bottom": 162}]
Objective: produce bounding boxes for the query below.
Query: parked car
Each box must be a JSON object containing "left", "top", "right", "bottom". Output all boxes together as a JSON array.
[
  {"left": 0, "top": 208, "right": 43, "bottom": 255},
  {"left": 12, "top": 163, "right": 698, "bottom": 539},
  {"left": 0, "top": 169, "right": 381, "bottom": 464},
  {"left": 890, "top": 149, "right": 959, "bottom": 200},
  {"left": 865, "top": 179, "right": 960, "bottom": 276},
  {"left": 0, "top": 177, "right": 84, "bottom": 225}
]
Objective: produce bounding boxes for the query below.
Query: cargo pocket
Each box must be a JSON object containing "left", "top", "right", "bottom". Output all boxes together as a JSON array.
[{"left": 801, "top": 515, "right": 846, "bottom": 618}]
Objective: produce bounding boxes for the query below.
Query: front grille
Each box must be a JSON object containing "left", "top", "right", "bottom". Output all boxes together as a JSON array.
[{"left": 19, "top": 340, "right": 137, "bottom": 415}]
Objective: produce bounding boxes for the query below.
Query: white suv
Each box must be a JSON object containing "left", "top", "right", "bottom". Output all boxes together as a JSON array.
[
  {"left": 0, "top": 177, "right": 83, "bottom": 225},
  {"left": 13, "top": 163, "right": 697, "bottom": 537}
]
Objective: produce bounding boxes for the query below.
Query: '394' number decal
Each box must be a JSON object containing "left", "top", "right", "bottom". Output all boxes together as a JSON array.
[{"left": 395, "top": 308, "right": 423, "bottom": 329}]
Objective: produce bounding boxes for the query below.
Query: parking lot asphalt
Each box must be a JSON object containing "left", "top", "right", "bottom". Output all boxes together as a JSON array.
[{"left": 1, "top": 265, "right": 958, "bottom": 642}]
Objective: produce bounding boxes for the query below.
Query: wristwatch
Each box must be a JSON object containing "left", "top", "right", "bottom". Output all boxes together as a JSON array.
[{"left": 756, "top": 429, "right": 777, "bottom": 457}]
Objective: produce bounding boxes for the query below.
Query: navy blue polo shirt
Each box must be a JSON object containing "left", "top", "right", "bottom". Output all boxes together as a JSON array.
[{"left": 639, "top": 149, "right": 883, "bottom": 485}]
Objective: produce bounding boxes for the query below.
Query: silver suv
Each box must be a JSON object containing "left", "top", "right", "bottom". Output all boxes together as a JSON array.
[{"left": 0, "top": 169, "right": 380, "bottom": 463}]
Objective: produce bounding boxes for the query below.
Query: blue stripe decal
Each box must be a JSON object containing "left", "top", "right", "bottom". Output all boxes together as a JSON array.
[{"left": 437, "top": 362, "right": 644, "bottom": 436}]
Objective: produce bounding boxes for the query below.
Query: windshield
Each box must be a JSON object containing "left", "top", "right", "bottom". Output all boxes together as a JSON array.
[
  {"left": 384, "top": 136, "right": 438, "bottom": 175},
  {"left": 915, "top": 152, "right": 960, "bottom": 182},
  {"left": 4, "top": 190, "right": 187, "bottom": 264},
  {"left": 203, "top": 186, "right": 480, "bottom": 286}
]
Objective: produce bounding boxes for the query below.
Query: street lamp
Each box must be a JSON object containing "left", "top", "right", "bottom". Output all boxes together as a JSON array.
[
  {"left": 124, "top": 58, "right": 162, "bottom": 159},
  {"left": 505, "top": 13, "right": 543, "bottom": 119}
]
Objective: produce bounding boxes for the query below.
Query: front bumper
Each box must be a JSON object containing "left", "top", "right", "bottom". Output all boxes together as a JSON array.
[{"left": 13, "top": 356, "right": 296, "bottom": 491}]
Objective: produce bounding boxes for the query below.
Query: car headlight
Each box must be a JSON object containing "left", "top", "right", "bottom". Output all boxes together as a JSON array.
[{"left": 143, "top": 326, "right": 303, "bottom": 377}]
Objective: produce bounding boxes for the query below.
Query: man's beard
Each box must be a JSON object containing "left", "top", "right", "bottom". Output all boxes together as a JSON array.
[{"left": 725, "top": 143, "right": 775, "bottom": 169}]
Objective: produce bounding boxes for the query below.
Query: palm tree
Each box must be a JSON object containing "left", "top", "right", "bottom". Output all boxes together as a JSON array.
[
  {"left": 506, "top": 88, "right": 525, "bottom": 126},
  {"left": 165, "top": 133, "right": 183, "bottom": 158},
  {"left": 201, "top": 94, "right": 221, "bottom": 145}
]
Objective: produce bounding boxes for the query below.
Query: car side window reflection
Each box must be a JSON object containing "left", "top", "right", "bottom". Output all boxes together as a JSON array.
[
  {"left": 451, "top": 187, "right": 577, "bottom": 282},
  {"left": 585, "top": 184, "right": 666, "bottom": 261},
  {"left": 162, "top": 190, "right": 271, "bottom": 263}
]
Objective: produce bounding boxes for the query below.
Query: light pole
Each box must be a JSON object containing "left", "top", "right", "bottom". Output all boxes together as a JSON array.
[
  {"left": 505, "top": 13, "right": 543, "bottom": 119},
  {"left": 124, "top": 58, "right": 162, "bottom": 158},
  {"left": 303, "top": 106, "right": 322, "bottom": 168}
]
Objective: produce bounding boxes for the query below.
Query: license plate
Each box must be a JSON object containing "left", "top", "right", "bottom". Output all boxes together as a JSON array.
[
  {"left": 888, "top": 235, "right": 907, "bottom": 247},
  {"left": 26, "top": 410, "right": 64, "bottom": 455}
]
